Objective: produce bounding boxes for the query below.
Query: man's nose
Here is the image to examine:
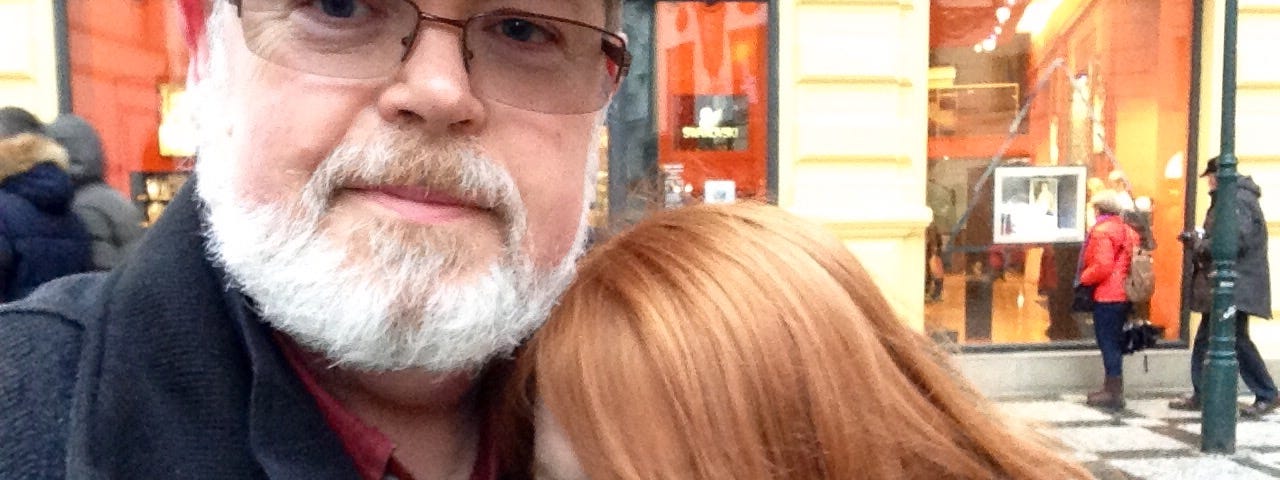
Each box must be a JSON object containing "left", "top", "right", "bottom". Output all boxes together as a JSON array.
[{"left": 375, "top": 27, "right": 485, "bottom": 135}]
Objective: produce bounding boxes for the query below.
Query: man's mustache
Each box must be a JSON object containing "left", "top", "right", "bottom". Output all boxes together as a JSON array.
[{"left": 301, "top": 129, "right": 524, "bottom": 230}]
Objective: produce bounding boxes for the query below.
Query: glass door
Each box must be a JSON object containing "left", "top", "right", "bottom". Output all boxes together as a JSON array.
[{"left": 655, "top": 0, "right": 770, "bottom": 206}]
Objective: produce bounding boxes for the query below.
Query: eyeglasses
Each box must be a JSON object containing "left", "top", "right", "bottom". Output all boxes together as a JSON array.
[{"left": 228, "top": 0, "right": 631, "bottom": 114}]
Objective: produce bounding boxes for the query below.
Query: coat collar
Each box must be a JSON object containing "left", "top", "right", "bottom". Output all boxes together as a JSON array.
[{"left": 76, "top": 177, "right": 358, "bottom": 479}]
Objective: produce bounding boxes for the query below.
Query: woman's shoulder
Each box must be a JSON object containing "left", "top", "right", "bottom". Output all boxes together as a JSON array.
[{"left": 1089, "top": 218, "right": 1128, "bottom": 240}]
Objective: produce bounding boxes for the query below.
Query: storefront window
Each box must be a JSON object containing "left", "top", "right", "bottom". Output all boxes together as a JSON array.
[
  {"left": 591, "top": 0, "right": 773, "bottom": 232},
  {"left": 925, "top": 0, "right": 1194, "bottom": 347},
  {"left": 66, "top": 1, "right": 191, "bottom": 207},
  {"left": 656, "top": 1, "right": 769, "bottom": 205}
]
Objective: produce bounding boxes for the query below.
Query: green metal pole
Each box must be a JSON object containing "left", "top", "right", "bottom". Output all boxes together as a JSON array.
[{"left": 1201, "top": 0, "right": 1241, "bottom": 455}]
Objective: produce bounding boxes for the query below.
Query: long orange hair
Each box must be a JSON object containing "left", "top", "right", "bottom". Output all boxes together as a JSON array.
[{"left": 497, "top": 202, "right": 1088, "bottom": 479}]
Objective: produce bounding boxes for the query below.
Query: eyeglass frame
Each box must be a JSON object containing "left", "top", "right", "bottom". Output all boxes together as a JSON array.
[{"left": 224, "top": 0, "right": 632, "bottom": 87}]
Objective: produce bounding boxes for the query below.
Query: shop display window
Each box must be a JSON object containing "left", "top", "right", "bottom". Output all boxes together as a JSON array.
[{"left": 927, "top": 0, "right": 1195, "bottom": 348}]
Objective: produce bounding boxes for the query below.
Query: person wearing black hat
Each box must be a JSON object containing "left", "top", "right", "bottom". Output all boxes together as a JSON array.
[{"left": 1170, "top": 157, "right": 1279, "bottom": 417}]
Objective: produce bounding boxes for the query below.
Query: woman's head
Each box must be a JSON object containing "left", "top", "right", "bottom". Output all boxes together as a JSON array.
[
  {"left": 504, "top": 202, "right": 1087, "bottom": 480},
  {"left": 1092, "top": 190, "right": 1122, "bottom": 215}
]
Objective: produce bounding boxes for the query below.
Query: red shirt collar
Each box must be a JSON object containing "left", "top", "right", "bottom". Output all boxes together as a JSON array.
[{"left": 274, "top": 334, "right": 497, "bottom": 480}]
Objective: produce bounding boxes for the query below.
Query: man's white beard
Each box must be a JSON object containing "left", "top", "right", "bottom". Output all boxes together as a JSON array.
[{"left": 192, "top": 9, "right": 592, "bottom": 372}]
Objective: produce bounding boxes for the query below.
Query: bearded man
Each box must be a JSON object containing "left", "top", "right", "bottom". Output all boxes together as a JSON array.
[{"left": 0, "top": 1, "right": 628, "bottom": 479}]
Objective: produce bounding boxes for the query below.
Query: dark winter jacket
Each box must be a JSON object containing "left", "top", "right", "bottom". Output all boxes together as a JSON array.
[
  {"left": 0, "top": 133, "right": 93, "bottom": 301},
  {"left": 47, "top": 114, "right": 145, "bottom": 270},
  {"left": 1079, "top": 214, "right": 1139, "bottom": 303},
  {"left": 0, "top": 180, "right": 367, "bottom": 479},
  {"left": 1191, "top": 176, "right": 1272, "bottom": 318}
]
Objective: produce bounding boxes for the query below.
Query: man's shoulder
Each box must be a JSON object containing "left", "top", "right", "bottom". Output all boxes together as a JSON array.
[
  {"left": 0, "top": 272, "right": 110, "bottom": 327},
  {"left": 0, "top": 274, "right": 108, "bottom": 370},
  {"left": 0, "top": 273, "right": 110, "bottom": 478},
  {"left": 0, "top": 272, "right": 109, "bottom": 374}
]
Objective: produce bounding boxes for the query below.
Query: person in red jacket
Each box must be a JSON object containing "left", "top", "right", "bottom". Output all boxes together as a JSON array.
[{"left": 1078, "top": 190, "right": 1141, "bottom": 409}]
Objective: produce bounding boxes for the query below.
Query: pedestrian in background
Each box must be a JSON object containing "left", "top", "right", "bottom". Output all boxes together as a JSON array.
[
  {"left": 1169, "top": 157, "right": 1278, "bottom": 417},
  {"left": 1078, "top": 190, "right": 1140, "bottom": 410},
  {"left": 47, "top": 114, "right": 144, "bottom": 270},
  {"left": 1128, "top": 196, "right": 1157, "bottom": 251},
  {"left": 0, "top": 107, "right": 93, "bottom": 301},
  {"left": 925, "top": 218, "right": 945, "bottom": 302},
  {"left": 1127, "top": 196, "right": 1158, "bottom": 322},
  {"left": 498, "top": 202, "right": 1092, "bottom": 480}
]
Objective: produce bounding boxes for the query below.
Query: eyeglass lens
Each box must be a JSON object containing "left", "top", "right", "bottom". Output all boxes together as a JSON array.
[{"left": 235, "top": 0, "right": 626, "bottom": 114}]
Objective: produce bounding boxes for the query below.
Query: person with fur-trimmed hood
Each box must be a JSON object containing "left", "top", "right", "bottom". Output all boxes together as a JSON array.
[{"left": 0, "top": 107, "right": 93, "bottom": 301}]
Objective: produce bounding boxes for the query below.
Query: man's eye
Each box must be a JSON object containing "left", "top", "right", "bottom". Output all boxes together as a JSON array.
[
  {"left": 311, "top": 0, "right": 366, "bottom": 19},
  {"left": 497, "top": 18, "right": 558, "bottom": 44}
]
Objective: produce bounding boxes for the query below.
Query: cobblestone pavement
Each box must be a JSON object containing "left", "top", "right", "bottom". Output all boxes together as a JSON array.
[{"left": 999, "top": 395, "right": 1280, "bottom": 479}]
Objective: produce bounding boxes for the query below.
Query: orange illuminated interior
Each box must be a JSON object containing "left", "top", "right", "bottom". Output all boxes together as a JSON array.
[
  {"left": 656, "top": 1, "right": 769, "bottom": 201},
  {"left": 927, "top": 0, "right": 1193, "bottom": 343}
]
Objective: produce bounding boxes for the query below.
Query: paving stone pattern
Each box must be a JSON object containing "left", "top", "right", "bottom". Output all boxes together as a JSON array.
[{"left": 999, "top": 395, "right": 1280, "bottom": 479}]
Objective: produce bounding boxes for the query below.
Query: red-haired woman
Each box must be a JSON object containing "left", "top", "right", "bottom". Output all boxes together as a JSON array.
[{"left": 495, "top": 202, "right": 1090, "bottom": 480}]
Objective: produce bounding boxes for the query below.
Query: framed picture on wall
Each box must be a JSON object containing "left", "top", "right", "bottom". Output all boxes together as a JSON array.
[{"left": 992, "top": 165, "right": 1086, "bottom": 244}]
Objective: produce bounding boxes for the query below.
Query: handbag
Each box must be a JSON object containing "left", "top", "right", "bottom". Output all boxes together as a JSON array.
[
  {"left": 1070, "top": 285, "right": 1095, "bottom": 312},
  {"left": 1122, "top": 319, "right": 1164, "bottom": 354}
]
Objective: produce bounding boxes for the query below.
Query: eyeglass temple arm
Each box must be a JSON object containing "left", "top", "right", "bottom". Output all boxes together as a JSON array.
[{"left": 602, "top": 41, "right": 632, "bottom": 79}]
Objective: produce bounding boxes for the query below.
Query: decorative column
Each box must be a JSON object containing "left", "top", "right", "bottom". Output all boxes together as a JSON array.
[{"left": 777, "top": 0, "right": 933, "bottom": 327}]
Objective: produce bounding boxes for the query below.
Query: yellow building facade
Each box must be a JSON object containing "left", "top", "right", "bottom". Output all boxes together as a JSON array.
[
  {"left": 1212, "top": 0, "right": 1280, "bottom": 344},
  {"left": 0, "top": 0, "right": 61, "bottom": 121},
  {"left": 776, "top": 0, "right": 932, "bottom": 329}
]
